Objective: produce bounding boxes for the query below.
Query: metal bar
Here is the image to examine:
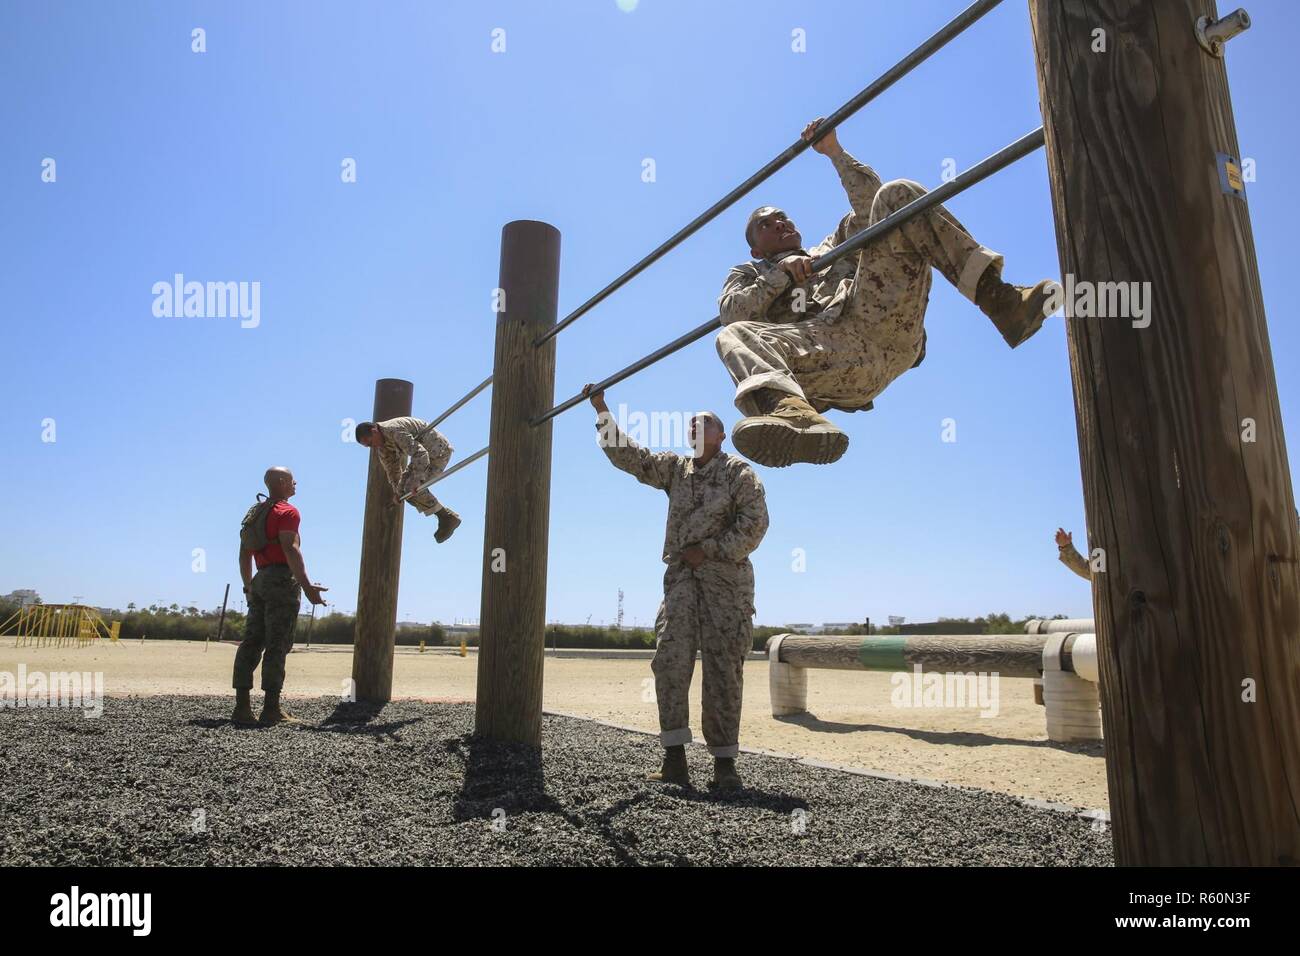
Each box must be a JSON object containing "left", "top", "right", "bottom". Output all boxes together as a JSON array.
[
  {"left": 533, "top": 126, "right": 1045, "bottom": 426},
  {"left": 533, "top": 317, "right": 723, "bottom": 425},
  {"left": 429, "top": 375, "right": 493, "bottom": 428},
  {"left": 534, "top": 0, "right": 1007, "bottom": 346},
  {"left": 399, "top": 444, "right": 490, "bottom": 501}
]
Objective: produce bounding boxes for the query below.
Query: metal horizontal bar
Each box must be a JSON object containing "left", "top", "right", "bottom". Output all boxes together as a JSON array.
[
  {"left": 534, "top": 0, "right": 1006, "bottom": 347},
  {"left": 398, "top": 445, "right": 490, "bottom": 501},
  {"left": 531, "top": 316, "right": 723, "bottom": 426},
  {"left": 533, "top": 125, "right": 1045, "bottom": 428},
  {"left": 429, "top": 375, "right": 493, "bottom": 428}
]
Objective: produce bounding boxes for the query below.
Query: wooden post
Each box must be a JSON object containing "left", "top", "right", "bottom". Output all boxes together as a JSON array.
[
  {"left": 352, "top": 377, "right": 413, "bottom": 703},
  {"left": 476, "top": 221, "right": 561, "bottom": 746},
  {"left": 1030, "top": 0, "right": 1300, "bottom": 864}
]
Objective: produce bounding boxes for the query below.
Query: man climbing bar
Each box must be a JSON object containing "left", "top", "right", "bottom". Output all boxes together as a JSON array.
[
  {"left": 584, "top": 384, "right": 769, "bottom": 792},
  {"left": 355, "top": 417, "right": 461, "bottom": 543},
  {"left": 232, "top": 466, "right": 328, "bottom": 726},
  {"left": 716, "top": 118, "right": 1056, "bottom": 467}
]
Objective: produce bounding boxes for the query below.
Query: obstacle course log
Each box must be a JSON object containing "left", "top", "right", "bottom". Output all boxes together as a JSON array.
[
  {"left": 766, "top": 632, "right": 1101, "bottom": 742},
  {"left": 771, "top": 634, "right": 1054, "bottom": 679},
  {"left": 1032, "top": 0, "right": 1300, "bottom": 864},
  {"left": 1024, "top": 618, "right": 1094, "bottom": 634},
  {"left": 476, "top": 221, "right": 561, "bottom": 747},
  {"left": 352, "top": 377, "right": 413, "bottom": 703}
]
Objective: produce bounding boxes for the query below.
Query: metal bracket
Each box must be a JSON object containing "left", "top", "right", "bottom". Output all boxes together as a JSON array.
[{"left": 1196, "top": 8, "right": 1251, "bottom": 57}]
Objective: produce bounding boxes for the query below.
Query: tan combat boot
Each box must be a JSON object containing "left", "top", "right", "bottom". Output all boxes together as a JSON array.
[
  {"left": 258, "top": 689, "right": 301, "bottom": 726},
  {"left": 231, "top": 688, "right": 257, "bottom": 727},
  {"left": 711, "top": 757, "right": 742, "bottom": 792},
  {"left": 976, "top": 270, "right": 1056, "bottom": 348},
  {"left": 732, "top": 389, "right": 849, "bottom": 468},
  {"left": 435, "top": 508, "right": 462, "bottom": 544},
  {"left": 647, "top": 744, "right": 690, "bottom": 786}
]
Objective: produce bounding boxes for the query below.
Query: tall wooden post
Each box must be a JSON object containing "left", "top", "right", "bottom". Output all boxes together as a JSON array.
[
  {"left": 352, "top": 377, "right": 413, "bottom": 703},
  {"left": 476, "top": 221, "right": 560, "bottom": 746},
  {"left": 1030, "top": 0, "right": 1300, "bottom": 864}
]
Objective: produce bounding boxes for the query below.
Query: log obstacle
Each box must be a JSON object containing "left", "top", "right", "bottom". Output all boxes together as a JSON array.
[
  {"left": 1032, "top": 0, "right": 1299, "bottom": 864},
  {"left": 352, "top": 377, "right": 413, "bottom": 703},
  {"left": 1024, "top": 618, "right": 1093, "bottom": 634},
  {"left": 766, "top": 630, "right": 1101, "bottom": 742}
]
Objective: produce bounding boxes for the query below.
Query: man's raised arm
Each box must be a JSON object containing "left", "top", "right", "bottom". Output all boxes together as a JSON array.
[
  {"left": 803, "top": 118, "right": 882, "bottom": 223},
  {"left": 584, "top": 385, "right": 678, "bottom": 492}
]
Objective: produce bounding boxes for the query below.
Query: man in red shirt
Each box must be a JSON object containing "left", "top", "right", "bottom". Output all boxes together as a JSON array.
[{"left": 232, "top": 467, "right": 327, "bottom": 725}]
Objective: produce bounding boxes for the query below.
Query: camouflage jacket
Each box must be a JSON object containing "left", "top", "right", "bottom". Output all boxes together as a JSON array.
[
  {"left": 375, "top": 417, "right": 452, "bottom": 493},
  {"left": 1059, "top": 541, "right": 1091, "bottom": 580},
  {"left": 595, "top": 412, "right": 769, "bottom": 615},
  {"left": 718, "top": 150, "right": 884, "bottom": 329}
]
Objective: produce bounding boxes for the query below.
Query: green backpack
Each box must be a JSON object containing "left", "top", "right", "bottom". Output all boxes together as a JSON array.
[{"left": 239, "top": 494, "right": 274, "bottom": 553}]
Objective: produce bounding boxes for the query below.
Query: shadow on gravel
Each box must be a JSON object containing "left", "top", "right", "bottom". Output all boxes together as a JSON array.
[
  {"left": 776, "top": 712, "right": 1105, "bottom": 754},
  {"left": 308, "top": 700, "right": 423, "bottom": 737}
]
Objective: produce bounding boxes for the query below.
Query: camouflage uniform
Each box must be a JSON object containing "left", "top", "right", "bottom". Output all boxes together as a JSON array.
[
  {"left": 1059, "top": 540, "right": 1091, "bottom": 580},
  {"left": 232, "top": 565, "right": 301, "bottom": 692},
  {"left": 375, "top": 417, "right": 453, "bottom": 516},
  {"left": 595, "top": 412, "right": 769, "bottom": 757},
  {"left": 715, "top": 150, "right": 1004, "bottom": 416}
]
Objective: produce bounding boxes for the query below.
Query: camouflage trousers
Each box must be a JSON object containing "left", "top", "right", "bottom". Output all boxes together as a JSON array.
[
  {"left": 652, "top": 570, "right": 754, "bottom": 758},
  {"left": 232, "top": 565, "right": 301, "bottom": 693},
  {"left": 717, "top": 179, "right": 1003, "bottom": 415},
  {"left": 405, "top": 444, "right": 453, "bottom": 516}
]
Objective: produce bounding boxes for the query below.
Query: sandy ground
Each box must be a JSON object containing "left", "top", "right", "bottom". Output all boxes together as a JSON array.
[{"left": 0, "top": 639, "right": 1109, "bottom": 810}]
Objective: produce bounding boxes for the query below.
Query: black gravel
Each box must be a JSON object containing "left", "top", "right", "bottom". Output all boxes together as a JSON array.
[{"left": 0, "top": 696, "right": 1113, "bottom": 866}]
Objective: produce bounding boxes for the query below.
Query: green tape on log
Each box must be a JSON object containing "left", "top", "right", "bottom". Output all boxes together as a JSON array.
[{"left": 857, "top": 637, "right": 908, "bottom": 671}]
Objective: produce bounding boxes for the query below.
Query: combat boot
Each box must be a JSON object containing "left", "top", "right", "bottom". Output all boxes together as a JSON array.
[
  {"left": 435, "top": 508, "right": 462, "bottom": 544},
  {"left": 976, "top": 270, "right": 1056, "bottom": 349},
  {"left": 231, "top": 688, "right": 257, "bottom": 727},
  {"left": 647, "top": 744, "right": 690, "bottom": 786},
  {"left": 711, "top": 757, "right": 742, "bottom": 792},
  {"left": 732, "top": 389, "right": 848, "bottom": 468},
  {"left": 258, "top": 689, "right": 301, "bottom": 726}
]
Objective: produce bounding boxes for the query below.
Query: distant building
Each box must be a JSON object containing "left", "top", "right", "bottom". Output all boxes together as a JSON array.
[{"left": 3, "top": 589, "right": 39, "bottom": 607}]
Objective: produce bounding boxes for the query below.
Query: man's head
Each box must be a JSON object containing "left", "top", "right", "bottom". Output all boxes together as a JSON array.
[
  {"left": 689, "top": 411, "right": 726, "bottom": 459},
  {"left": 264, "top": 467, "right": 296, "bottom": 500},
  {"left": 354, "top": 421, "right": 380, "bottom": 448},
  {"left": 746, "top": 206, "right": 802, "bottom": 259}
]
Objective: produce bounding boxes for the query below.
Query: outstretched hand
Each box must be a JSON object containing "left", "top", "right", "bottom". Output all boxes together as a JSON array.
[{"left": 1055, "top": 528, "right": 1073, "bottom": 548}]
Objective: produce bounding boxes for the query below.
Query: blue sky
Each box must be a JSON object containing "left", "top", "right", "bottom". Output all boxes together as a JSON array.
[{"left": 2, "top": 1, "right": 1296, "bottom": 629}]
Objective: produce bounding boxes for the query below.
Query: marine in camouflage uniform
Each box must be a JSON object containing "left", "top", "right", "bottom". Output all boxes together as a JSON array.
[
  {"left": 587, "top": 387, "right": 769, "bottom": 791},
  {"left": 359, "top": 417, "right": 461, "bottom": 543},
  {"left": 716, "top": 119, "right": 1055, "bottom": 467}
]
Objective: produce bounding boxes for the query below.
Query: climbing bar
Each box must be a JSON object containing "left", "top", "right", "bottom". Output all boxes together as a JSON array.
[
  {"left": 532, "top": 125, "right": 1045, "bottom": 426},
  {"left": 534, "top": 0, "right": 1007, "bottom": 347},
  {"left": 398, "top": 444, "right": 490, "bottom": 501},
  {"left": 429, "top": 374, "right": 493, "bottom": 428}
]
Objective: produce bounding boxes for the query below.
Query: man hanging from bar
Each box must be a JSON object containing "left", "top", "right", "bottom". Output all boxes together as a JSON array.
[
  {"left": 355, "top": 417, "right": 462, "bottom": 543},
  {"left": 584, "top": 384, "right": 769, "bottom": 792},
  {"left": 716, "top": 118, "right": 1055, "bottom": 467}
]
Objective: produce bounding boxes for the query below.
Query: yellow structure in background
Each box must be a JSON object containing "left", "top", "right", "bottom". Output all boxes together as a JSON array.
[{"left": 1, "top": 604, "right": 120, "bottom": 648}]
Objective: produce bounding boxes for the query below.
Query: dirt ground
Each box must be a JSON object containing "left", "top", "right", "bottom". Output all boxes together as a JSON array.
[{"left": 0, "top": 639, "right": 1109, "bottom": 810}]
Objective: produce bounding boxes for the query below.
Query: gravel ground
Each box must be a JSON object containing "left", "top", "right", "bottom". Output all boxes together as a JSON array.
[{"left": 0, "top": 696, "right": 1113, "bottom": 866}]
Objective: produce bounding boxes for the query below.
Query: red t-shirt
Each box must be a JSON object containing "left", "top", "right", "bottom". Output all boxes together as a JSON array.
[{"left": 254, "top": 501, "right": 301, "bottom": 569}]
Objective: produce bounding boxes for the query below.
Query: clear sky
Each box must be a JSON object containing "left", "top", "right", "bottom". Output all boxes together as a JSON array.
[{"left": 2, "top": 1, "right": 1296, "bottom": 629}]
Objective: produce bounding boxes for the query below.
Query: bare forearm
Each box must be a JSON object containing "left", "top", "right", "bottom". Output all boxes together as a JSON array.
[
  {"left": 238, "top": 550, "right": 254, "bottom": 589},
  {"left": 284, "top": 544, "right": 313, "bottom": 587}
]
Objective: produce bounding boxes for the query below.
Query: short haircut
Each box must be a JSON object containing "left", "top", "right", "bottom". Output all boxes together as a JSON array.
[{"left": 355, "top": 422, "right": 376, "bottom": 441}]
